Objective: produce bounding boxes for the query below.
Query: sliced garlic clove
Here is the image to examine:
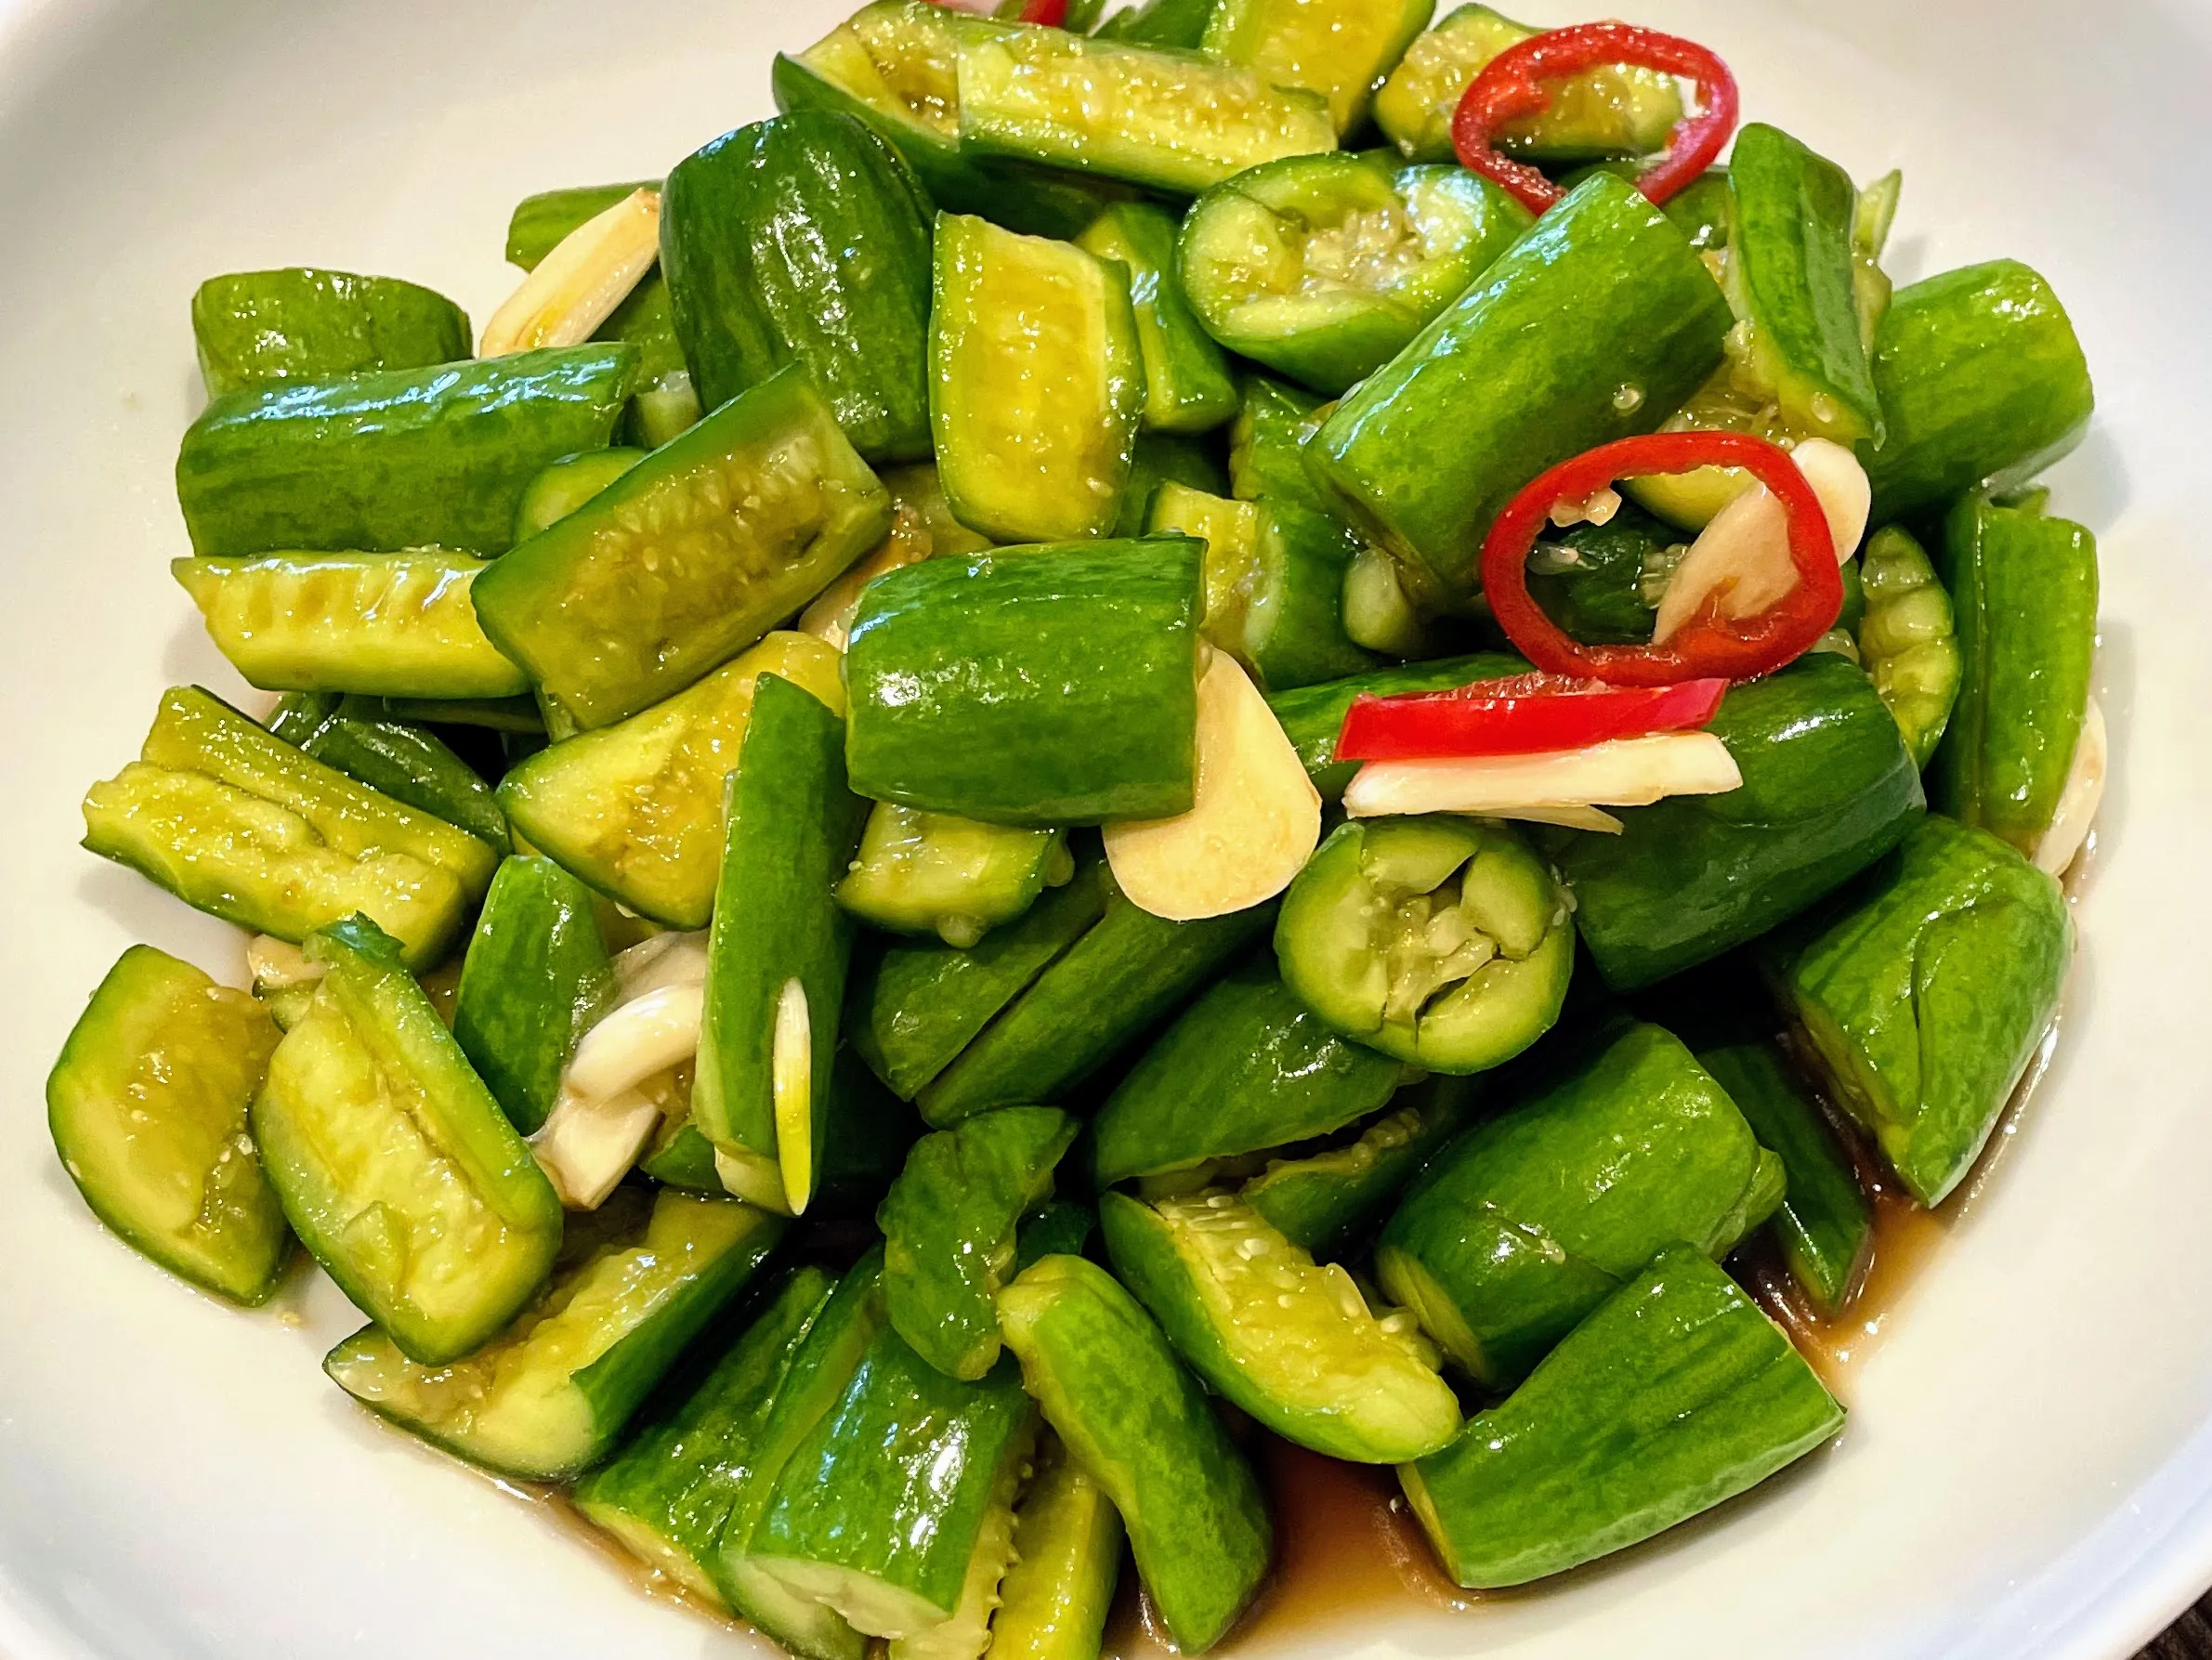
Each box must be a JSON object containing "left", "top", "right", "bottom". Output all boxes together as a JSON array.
[
  {"left": 530, "top": 1086, "right": 663, "bottom": 1210},
  {"left": 1344, "top": 732, "right": 1742, "bottom": 819},
  {"left": 611, "top": 930, "right": 710, "bottom": 1001},
  {"left": 1792, "top": 437, "right": 1872, "bottom": 561},
  {"left": 479, "top": 187, "right": 661, "bottom": 358},
  {"left": 2037, "top": 697, "right": 2107, "bottom": 877},
  {"left": 1104, "top": 649, "right": 1323, "bottom": 921},
  {"left": 246, "top": 934, "right": 323, "bottom": 989},
  {"left": 799, "top": 503, "right": 935, "bottom": 651},
  {"left": 1486, "top": 804, "right": 1627, "bottom": 834},
  {"left": 772, "top": 978, "right": 814, "bottom": 1217},
  {"left": 564, "top": 981, "right": 704, "bottom": 1101}
]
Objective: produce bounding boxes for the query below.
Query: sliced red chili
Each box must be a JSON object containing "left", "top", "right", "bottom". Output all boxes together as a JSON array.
[
  {"left": 1451, "top": 24, "right": 1739, "bottom": 217},
  {"left": 1481, "top": 432, "right": 1840, "bottom": 687},
  {"left": 1336, "top": 672, "right": 1728, "bottom": 762},
  {"left": 1015, "top": 0, "right": 1069, "bottom": 21}
]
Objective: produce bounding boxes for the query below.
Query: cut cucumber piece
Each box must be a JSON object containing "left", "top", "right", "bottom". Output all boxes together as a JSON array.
[
  {"left": 988, "top": 1429, "right": 1123, "bottom": 1660},
  {"left": 253, "top": 918, "right": 564, "bottom": 1363},
  {"left": 930, "top": 214, "right": 1144, "bottom": 544},
  {"left": 1240, "top": 1076, "right": 1476, "bottom": 1260},
  {"left": 177, "top": 343, "right": 635, "bottom": 558},
  {"left": 47, "top": 946, "right": 289, "bottom": 1304},
  {"left": 325, "top": 1187, "right": 782, "bottom": 1478},
  {"left": 881, "top": 1106, "right": 1079, "bottom": 1381},
  {"left": 955, "top": 28, "right": 1337, "bottom": 197},
  {"left": 513, "top": 447, "right": 647, "bottom": 542},
  {"left": 1101, "top": 1191, "right": 1460, "bottom": 1463},
  {"left": 996, "top": 1253, "right": 1271, "bottom": 1654},
  {"left": 836, "top": 804, "right": 1070, "bottom": 948},
  {"left": 81, "top": 686, "right": 498, "bottom": 970},
  {"left": 574, "top": 1267, "right": 837, "bottom": 1608},
  {"left": 298, "top": 698, "right": 511, "bottom": 855},
  {"left": 190, "top": 268, "right": 468, "bottom": 399},
  {"left": 174, "top": 550, "right": 527, "bottom": 701},
  {"left": 495, "top": 632, "right": 845, "bottom": 929},
  {"left": 473, "top": 363, "right": 890, "bottom": 730},
  {"left": 1076, "top": 201, "right": 1238, "bottom": 437},
  {"left": 1200, "top": 0, "right": 1429, "bottom": 135},
  {"left": 1014, "top": 1199, "right": 1096, "bottom": 1274}
]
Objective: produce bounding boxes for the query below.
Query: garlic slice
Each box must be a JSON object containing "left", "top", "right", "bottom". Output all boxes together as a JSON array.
[
  {"left": 1104, "top": 649, "right": 1323, "bottom": 921},
  {"left": 1344, "top": 732, "right": 1741, "bottom": 821},
  {"left": 772, "top": 979, "right": 814, "bottom": 1217},
  {"left": 611, "top": 930, "right": 710, "bottom": 1001},
  {"left": 2036, "top": 697, "right": 2107, "bottom": 877},
  {"left": 479, "top": 187, "right": 661, "bottom": 358},
  {"left": 530, "top": 1087, "right": 663, "bottom": 1210},
  {"left": 800, "top": 503, "right": 935, "bottom": 651},
  {"left": 564, "top": 981, "right": 704, "bottom": 1101},
  {"left": 1651, "top": 438, "right": 1871, "bottom": 647},
  {"left": 246, "top": 935, "right": 323, "bottom": 989}
]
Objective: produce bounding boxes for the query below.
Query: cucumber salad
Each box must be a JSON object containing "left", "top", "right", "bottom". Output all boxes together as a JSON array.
[{"left": 46, "top": 0, "right": 2101, "bottom": 1650}]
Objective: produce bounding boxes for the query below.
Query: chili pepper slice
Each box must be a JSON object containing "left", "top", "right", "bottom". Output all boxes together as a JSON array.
[
  {"left": 1016, "top": 0, "right": 1069, "bottom": 21},
  {"left": 1481, "top": 432, "right": 1841, "bottom": 687},
  {"left": 1451, "top": 24, "right": 1740, "bottom": 217},
  {"left": 1335, "top": 673, "right": 1728, "bottom": 762}
]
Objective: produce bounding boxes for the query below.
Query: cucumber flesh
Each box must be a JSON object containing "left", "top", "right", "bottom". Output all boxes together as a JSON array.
[
  {"left": 1200, "top": 0, "right": 1430, "bottom": 135},
  {"left": 837, "top": 804, "right": 1070, "bottom": 948},
  {"left": 513, "top": 448, "right": 647, "bottom": 542},
  {"left": 1240, "top": 1075, "right": 1476, "bottom": 1259},
  {"left": 988, "top": 1429, "right": 1122, "bottom": 1660},
  {"left": 299, "top": 699, "right": 511, "bottom": 856}
]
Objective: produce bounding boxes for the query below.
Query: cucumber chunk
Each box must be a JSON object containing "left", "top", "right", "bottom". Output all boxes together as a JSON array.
[
  {"left": 837, "top": 804, "right": 1070, "bottom": 948},
  {"left": 1014, "top": 1199, "right": 1096, "bottom": 1274},
  {"left": 495, "top": 632, "right": 845, "bottom": 929},
  {"left": 512, "top": 447, "right": 647, "bottom": 542},
  {"left": 988, "top": 1429, "right": 1123, "bottom": 1660},
  {"left": 47, "top": 946, "right": 290, "bottom": 1304},
  {"left": 1102, "top": 1191, "right": 1461, "bottom": 1464},
  {"left": 81, "top": 686, "right": 498, "bottom": 970},
  {"left": 299, "top": 699, "right": 511, "bottom": 855},
  {"left": 954, "top": 28, "right": 1337, "bottom": 197},
  {"left": 930, "top": 214, "right": 1144, "bottom": 544},
  {"left": 1179, "top": 152, "right": 1531, "bottom": 398},
  {"left": 177, "top": 343, "right": 635, "bottom": 559},
  {"left": 254, "top": 918, "right": 564, "bottom": 1363},
  {"left": 1856, "top": 524, "right": 1962, "bottom": 772},
  {"left": 880, "top": 1106, "right": 1079, "bottom": 1380},
  {"left": 574, "top": 1267, "right": 837, "bottom": 1608},
  {"left": 996, "top": 1253, "right": 1271, "bottom": 1653},
  {"left": 1093, "top": 957, "right": 1402, "bottom": 1185},
  {"left": 473, "top": 363, "right": 890, "bottom": 731},
  {"left": 325, "top": 1187, "right": 782, "bottom": 1479},
  {"left": 174, "top": 550, "right": 527, "bottom": 701},
  {"left": 1240, "top": 1075, "right": 1476, "bottom": 1259},
  {"left": 1374, "top": 1020, "right": 1783, "bottom": 1389},
  {"left": 845, "top": 541, "right": 1202, "bottom": 828},
  {"left": 190, "top": 268, "right": 469, "bottom": 399},
  {"left": 1200, "top": 0, "right": 1429, "bottom": 136},
  {"left": 1076, "top": 201, "right": 1238, "bottom": 437},
  {"left": 1402, "top": 1246, "right": 1843, "bottom": 1588}
]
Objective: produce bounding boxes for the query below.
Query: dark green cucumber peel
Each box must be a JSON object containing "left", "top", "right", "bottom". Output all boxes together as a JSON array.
[
  {"left": 47, "top": 946, "right": 290, "bottom": 1304},
  {"left": 988, "top": 1428, "right": 1124, "bottom": 1660},
  {"left": 996, "top": 1254, "right": 1273, "bottom": 1653},
  {"left": 452, "top": 856, "right": 617, "bottom": 1135},
  {"left": 1375, "top": 1021, "right": 1783, "bottom": 1389},
  {"left": 1077, "top": 200, "right": 1239, "bottom": 437},
  {"left": 881, "top": 1106, "right": 1079, "bottom": 1380},
  {"left": 1014, "top": 1200, "right": 1096, "bottom": 1274},
  {"left": 1402, "top": 1245, "right": 1844, "bottom": 1588},
  {"left": 301, "top": 699, "right": 511, "bottom": 855},
  {"left": 662, "top": 111, "right": 934, "bottom": 461},
  {"left": 1557, "top": 654, "right": 1925, "bottom": 991},
  {"left": 1240, "top": 1074, "right": 1478, "bottom": 1260},
  {"left": 1763, "top": 815, "right": 2072, "bottom": 1208},
  {"left": 190, "top": 268, "right": 469, "bottom": 399},
  {"left": 177, "top": 344, "right": 636, "bottom": 558},
  {"left": 844, "top": 541, "right": 1202, "bottom": 828},
  {"left": 324, "top": 1189, "right": 784, "bottom": 1480},
  {"left": 575, "top": 1267, "right": 839, "bottom": 1608},
  {"left": 513, "top": 447, "right": 647, "bottom": 542},
  {"left": 1092, "top": 957, "right": 1402, "bottom": 1185}
]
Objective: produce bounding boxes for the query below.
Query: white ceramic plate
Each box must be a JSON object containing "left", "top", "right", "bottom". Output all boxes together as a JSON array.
[{"left": 2, "top": 1, "right": 2209, "bottom": 1656}]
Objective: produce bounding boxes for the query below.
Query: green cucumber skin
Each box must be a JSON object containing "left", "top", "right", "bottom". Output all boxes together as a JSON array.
[
  {"left": 1725, "top": 124, "right": 1883, "bottom": 444},
  {"left": 1241, "top": 1075, "right": 1477, "bottom": 1260},
  {"left": 472, "top": 364, "right": 891, "bottom": 731},
  {"left": 1093, "top": 0, "right": 1214, "bottom": 47},
  {"left": 693, "top": 675, "right": 870, "bottom": 1197},
  {"left": 996, "top": 1254, "right": 1272, "bottom": 1655},
  {"left": 844, "top": 542, "right": 1202, "bottom": 828},
  {"left": 1115, "top": 432, "right": 1233, "bottom": 537},
  {"left": 1229, "top": 374, "right": 1339, "bottom": 519},
  {"left": 1266, "top": 654, "right": 1527, "bottom": 801},
  {"left": 1764, "top": 815, "right": 2071, "bottom": 1208},
  {"left": 191, "top": 268, "right": 468, "bottom": 399},
  {"left": 1251, "top": 503, "right": 1381, "bottom": 691},
  {"left": 1525, "top": 501, "right": 1676, "bottom": 644},
  {"left": 575, "top": 1268, "right": 838, "bottom": 1603},
  {"left": 1696, "top": 1043, "right": 1871, "bottom": 1317},
  {"left": 645, "top": 1049, "right": 919, "bottom": 1213},
  {"left": 252, "top": 919, "right": 564, "bottom": 1365},
  {"left": 1404, "top": 1245, "right": 1843, "bottom": 1588},
  {"left": 880, "top": 1106, "right": 1080, "bottom": 1380},
  {"left": 46, "top": 946, "right": 291, "bottom": 1305},
  {"left": 1375, "top": 1021, "right": 1780, "bottom": 1390},
  {"left": 302, "top": 699, "right": 511, "bottom": 856},
  {"left": 1860, "top": 260, "right": 2094, "bottom": 524},
  {"left": 513, "top": 448, "right": 648, "bottom": 543},
  {"left": 506, "top": 182, "right": 661, "bottom": 267},
  {"left": 662, "top": 111, "right": 934, "bottom": 460},
  {"left": 82, "top": 686, "right": 498, "bottom": 971},
  {"left": 1932, "top": 496, "right": 2099, "bottom": 858},
  {"left": 851, "top": 858, "right": 1114, "bottom": 1100},
  {"left": 176, "top": 343, "right": 635, "bottom": 559},
  {"left": 1311, "top": 172, "right": 1731, "bottom": 597},
  {"left": 1557, "top": 654, "right": 1925, "bottom": 992},
  {"left": 452, "top": 856, "right": 617, "bottom": 1136},
  {"left": 378, "top": 694, "right": 544, "bottom": 735},
  {"left": 990, "top": 1429, "right": 1123, "bottom": 1660},
  {"left": 916, "top": 889, "right": 1276, "bottom": 1128},
  {"left": 1078, "top": 201, "right": 1240, "bottom": 437},
  {"left": 1093, "top": 958, "right": 1402, "bottom": 1185},
  {"left": 1014, "top": 1200, "right": 1097, "bottom": 1274},
  {"left": 750, "top": 1329, "right": 1036, "bottom": 1626}
]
